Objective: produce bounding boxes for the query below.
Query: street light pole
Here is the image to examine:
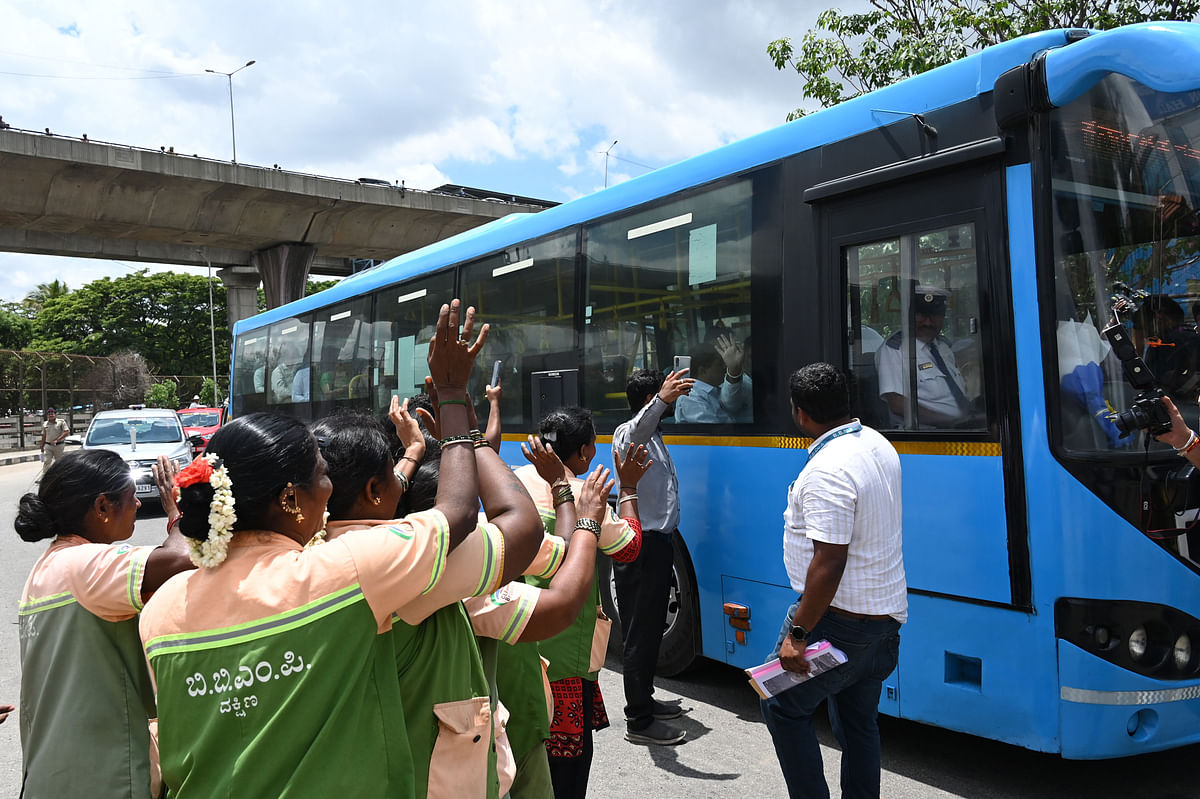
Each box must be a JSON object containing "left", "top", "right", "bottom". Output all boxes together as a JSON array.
[
  {"left": 205, "top": 60, "right": 255, "bottom": 163},
  {"left": 603, "top": 140, "right": 618, "bottom": 188}
]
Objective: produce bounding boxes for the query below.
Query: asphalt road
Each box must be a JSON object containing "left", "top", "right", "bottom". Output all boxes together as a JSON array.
[{"left": 0, "top": 459, "right": 1198, "bottom": 798}]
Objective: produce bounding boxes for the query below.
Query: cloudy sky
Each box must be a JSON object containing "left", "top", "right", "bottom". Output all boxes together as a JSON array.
[{"left": 0, "top": 0, "right": 822, "bottom": 303}]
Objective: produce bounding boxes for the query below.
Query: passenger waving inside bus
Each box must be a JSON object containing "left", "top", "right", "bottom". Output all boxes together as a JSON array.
[{"left": 875, "top": 286, "right": 970, "bottom": 428}]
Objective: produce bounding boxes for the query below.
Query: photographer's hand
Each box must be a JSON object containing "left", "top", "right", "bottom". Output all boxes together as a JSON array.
[{"left": 1154, "top": 395, "right": 1196, "bottom": 452}]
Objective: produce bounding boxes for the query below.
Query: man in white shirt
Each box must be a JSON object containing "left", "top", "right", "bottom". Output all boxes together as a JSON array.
[
  {"left": 762, "top": 362, "right": 906, "bottom": 799},
  {"left": 674, "top": 333, "right": 752, "bottom": 424},
  {"left": 875, "top": 286, "right": 968, "bottom": 428}
]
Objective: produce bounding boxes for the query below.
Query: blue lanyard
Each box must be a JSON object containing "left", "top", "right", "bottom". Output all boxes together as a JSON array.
[{"left": 806, "top": 420, "right": 862, "bottom": 462}]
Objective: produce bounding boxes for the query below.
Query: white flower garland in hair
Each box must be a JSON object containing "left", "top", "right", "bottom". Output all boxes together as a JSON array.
[{"left": 182, "top": 454, "right": 237, "bottom": 568}]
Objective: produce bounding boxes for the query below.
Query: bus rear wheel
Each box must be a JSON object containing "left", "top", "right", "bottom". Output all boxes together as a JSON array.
[{"left": 599, "top": 531, "right": 700, "bottom": 678}]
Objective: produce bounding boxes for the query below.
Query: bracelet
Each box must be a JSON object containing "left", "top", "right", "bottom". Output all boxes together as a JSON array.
[
  {"left": 167, "top": 515, "right": 182, "bottom": 533},
  {"left": 550, "top": 478, "right": 570, "bottom": 492},
  {"left": 398, "top": 454, "right": 420, "bottom": 468},
  {"left": 438, "top": 398, "right": 467, "bottom": 407},
  {"left": 393, "top": 468, "right": 411, "bottom": 492},
  {"left": 553, "top": 487, "right": 575, "bottom": 506},
  {"left": 473, "top": 438, "right": 492, "bottom": 450},
  {"left": 469, "top": 428, "right": 484, "bottom": 441},
  {"left": 1178, "top": 430, "right": 1200, "bottom": 456},
  {"left": 574, "top": 518, "right": 602, "bottom": 538},
  {"left": 618, "top": 494, "right": 638, "bottom": 504},
  {"left": 439, "top": 434, "right": 475, "bottom": 447}
]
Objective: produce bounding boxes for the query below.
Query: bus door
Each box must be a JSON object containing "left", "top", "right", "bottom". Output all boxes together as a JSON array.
[{"left": 807, "top": 155, "right": 1029, "bottom": 719}]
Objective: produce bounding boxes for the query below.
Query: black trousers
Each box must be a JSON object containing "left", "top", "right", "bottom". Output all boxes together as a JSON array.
[{"left": 612, "top": 529, "right": 675, "bottom": 731}]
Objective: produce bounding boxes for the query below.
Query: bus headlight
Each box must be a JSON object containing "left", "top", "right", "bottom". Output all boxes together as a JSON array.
[
  {"left": 1129, "top": 626, "right": 1148, "bottom": 661},
  {"left": 1174, "top": 633, "right": 1192, "bottom": 671}
]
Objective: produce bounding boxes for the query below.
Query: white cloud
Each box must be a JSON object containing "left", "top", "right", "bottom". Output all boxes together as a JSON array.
[{"left": 0, "top": 0, "right": 825, "bottom": 300}]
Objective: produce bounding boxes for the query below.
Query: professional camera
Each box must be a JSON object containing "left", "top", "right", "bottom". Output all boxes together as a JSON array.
[
  {"left": 1112, "top": 386, "right": 1173, "bottom": 437},
  {"left": 1101, "top": 285, "right": 1174, "bottom": 438}
]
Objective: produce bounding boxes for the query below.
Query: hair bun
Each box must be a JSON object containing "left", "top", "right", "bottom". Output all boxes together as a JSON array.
[
  {"left": 15, "top": 493, "right": 56, "bottom": 542},
  {"left": 176, "top": 482, "right": 216, "bottom": 541}
]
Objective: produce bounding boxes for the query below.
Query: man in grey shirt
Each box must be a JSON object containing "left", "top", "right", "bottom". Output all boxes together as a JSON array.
[{"left": 612, "top": 366, "right": 693, "bottom": 745}]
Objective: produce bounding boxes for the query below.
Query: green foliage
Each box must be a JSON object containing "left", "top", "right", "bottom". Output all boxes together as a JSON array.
[
  {"left": 30, "top": 270, "right": 230, "bottom": 375},
  {"left": 22, "top": 280, "right": 70, "bottom": 314},
  {"left": 198, "top": 377, "right": 218, "bottom": 407},
  {"left": 769, "top": 0, "right": 1200, "bottom": 120},
  {"left": 146, "top": 381, "right": 179, "bottom": 409},
  {"left": 0, "top": 308, "right": 32, "bottom": 350}
]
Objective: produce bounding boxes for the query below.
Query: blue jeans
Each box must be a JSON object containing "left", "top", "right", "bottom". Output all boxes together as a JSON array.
[{"left": 760, "top": 600, "right": 900, "bottom": 799}]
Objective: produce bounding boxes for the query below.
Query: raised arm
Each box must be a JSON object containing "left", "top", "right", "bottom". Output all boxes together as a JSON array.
[
  {"left": 388, "top": 395, "right": 426, "bottom": 490},
  {"left": 475, "top": 424, "right": 542, "bottom": 582},
  {"left": 483, "top": 382, "right": 503, "bottom": 452},
  {"left": 429, "top": 300, "right": 489, "bottom": 549},
  {"left": 517, "top": 466, "right": 613, "bottom": 642},
  {"left": 628, "top": 369, "right": 692, "bottom": 444},
  {"left": 142, "top": 455, "right": 195, "bottom": 599}
]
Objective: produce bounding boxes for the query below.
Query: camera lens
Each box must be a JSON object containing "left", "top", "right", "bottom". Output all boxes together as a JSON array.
[{"left": 1113, "top": 405, "right": 1147, "bottom": 435}]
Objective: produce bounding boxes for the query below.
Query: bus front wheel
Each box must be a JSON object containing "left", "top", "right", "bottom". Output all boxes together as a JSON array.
[{"left": 599, "top": 531, "right": 700, "bottom": 678}]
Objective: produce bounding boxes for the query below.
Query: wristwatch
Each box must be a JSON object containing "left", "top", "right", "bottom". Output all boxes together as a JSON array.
[{"left": 789, "top": 624, "right": 810, "bottom": 643}]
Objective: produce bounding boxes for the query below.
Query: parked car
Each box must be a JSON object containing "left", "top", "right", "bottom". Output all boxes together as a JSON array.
[
  {"left": 177, "top": 406, "right": 225, "bottom": 455},
  {"left": 82, "top": 408, "right": 194, "bottom": 504}
]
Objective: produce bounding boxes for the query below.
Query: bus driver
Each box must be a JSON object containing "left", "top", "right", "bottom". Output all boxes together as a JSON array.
[{"left": 875, "top": 286, "right": 969, "bottom": 428}]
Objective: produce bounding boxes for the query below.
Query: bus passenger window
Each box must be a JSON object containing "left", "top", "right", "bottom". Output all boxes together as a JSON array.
[
  {"left": 459, "top": 233, "right": 577, "bottom": 427},
  {"left": 373, "top": 274, "right": 456, "bottom": 409},
  {"left": 583, "top": 178, "right": 756, "bottom": 428},
  {"left": 266, "top": 318, "right": 311, "bottom": 410},
  {"left": 233, "top": 333, "right": 268, "bottom": 415},
  {"left": 846, "top": 223, "right": 987, "bottom": 432}
]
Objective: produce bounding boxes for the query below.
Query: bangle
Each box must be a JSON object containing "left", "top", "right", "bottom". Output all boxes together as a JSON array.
[
  {"left": 574, "top": 518, "right": 602, "bottom": 538},
  {"left": 393, "top": 467, "right": 411, "bottom": 492},
  {"left": 1178, "top": 430, "right": 1200, "bottom": 456},
  {"left": 439, "top": 434, "right": 475, "bottom": 447},
  {"left": 167, "top": 515, "right": 182, "bottom": 533},
  {"left": 618, "top": 494, "right": 638, "bottom": 504},
  {"left": 469, "top": 428, "right": 484, "bottom": 441},
  {"left": 473, "top": 438, "right": 492, "bottom": 450},
  {"left": 439, "top": 399, "right": 467, "bottom": 407},
  {"left": 399, "top": 454, "right": 420, "bottom": 468},
  {"left": 550, "top": 478, "right": 570, "bottom": 492},
  {"left": 553, "top": 487, "right": 575, "bottom": 506}
]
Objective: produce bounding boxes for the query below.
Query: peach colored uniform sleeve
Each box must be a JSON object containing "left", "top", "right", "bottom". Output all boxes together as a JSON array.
[
  {"left": 464, "top": 580, "right": 541, "bottom": 645},
  {"left": 338, "top": 509, "right": 452, "bottom": 627},
  {"left": 44, "top": 540, "right": 154, "bottom": 620},
  {"left": 523, "top": 532, "right": 567, "bottom": 580},
  {"left": 393, "top": 522, "right": 505, "bottom": 626}
]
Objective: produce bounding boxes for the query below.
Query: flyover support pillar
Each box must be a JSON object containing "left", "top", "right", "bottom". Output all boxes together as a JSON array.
[
  {"left": 252, "top": 243, "right": 315, "bottom": 309},
  {"left": 217, "top": 267, "right": 262, "bottom": 331}
]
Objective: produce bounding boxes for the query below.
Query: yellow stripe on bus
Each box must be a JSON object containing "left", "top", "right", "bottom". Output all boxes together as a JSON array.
[{"left": 501, "top": 432, "right": 1000, "bottom": 456}]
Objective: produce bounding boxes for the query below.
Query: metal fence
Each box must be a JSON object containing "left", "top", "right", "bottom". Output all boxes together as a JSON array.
[{"left": 0, "top": 350, "right": 222, "bottom": 450}]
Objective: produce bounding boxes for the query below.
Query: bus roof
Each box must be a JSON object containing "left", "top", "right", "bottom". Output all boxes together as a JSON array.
[{"left": 236, "top": 25, "right": 1146, "bottom": 335}]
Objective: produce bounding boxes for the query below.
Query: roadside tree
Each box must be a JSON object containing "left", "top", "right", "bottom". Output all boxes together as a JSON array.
[{"left": 768, "top": 0, "right": 1200, "bottom": 120}]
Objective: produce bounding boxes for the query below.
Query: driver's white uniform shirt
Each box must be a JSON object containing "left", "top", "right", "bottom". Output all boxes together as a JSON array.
[{"left": 875, "top": 334, "right": 966, "bottom": 424}]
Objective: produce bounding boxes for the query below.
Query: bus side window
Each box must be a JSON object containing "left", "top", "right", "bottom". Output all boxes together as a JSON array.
[
  {"left": 846, "top": 223, "right": 987, "bottom": 433},
  {"left": 459, "top": 234, "right": 577, "bottom": 427},
  {"left": 583, "top": 178, "right": 756, "bottom": 429}
]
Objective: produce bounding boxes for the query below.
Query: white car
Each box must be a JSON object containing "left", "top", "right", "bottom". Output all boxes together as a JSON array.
[{"left": 82, "top": 408, "right": 195, "bottom": 502}]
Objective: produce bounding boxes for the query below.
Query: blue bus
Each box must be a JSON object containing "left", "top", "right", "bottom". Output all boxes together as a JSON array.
[{"left": 230, "top": 23, "right": 1200, "bottom": 758}]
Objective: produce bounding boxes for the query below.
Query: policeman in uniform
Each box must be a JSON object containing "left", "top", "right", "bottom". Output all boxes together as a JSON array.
[{"left": 875, "top": 286, "right": 969, "bottom": 428}]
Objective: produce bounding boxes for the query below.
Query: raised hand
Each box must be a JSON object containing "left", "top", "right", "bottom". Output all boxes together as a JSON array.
[
  {"left": 577, "top": 466, "right": 614, "bottom": 522},
  {"left": 658, "top": 368, "right": 694, "bottom": 404},
  {"left": 714, "top": 333, "right": 744, "bottom": 378},
  {"left": 389, "top": 395, "right": 426, "bottom": 459},
  {"left": 613, "top": 443, "right": 652, "bottom": 489},
  {"left": 427, "top": 300, "right": 489, "bottom": 394},
  {"left": 153, "top": 454, "right": 182, "bottom": 520},
  {"left": 521, "top": 434, "right": 569, "bottom": 485}
]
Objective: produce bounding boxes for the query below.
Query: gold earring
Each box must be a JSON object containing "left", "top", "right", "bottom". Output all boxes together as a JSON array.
[
  {"left": 281, "top": 483, "right": 305, "bottom": 523},
  {"left": 372, "top": 496, "right": 382, "bottom": 505}
]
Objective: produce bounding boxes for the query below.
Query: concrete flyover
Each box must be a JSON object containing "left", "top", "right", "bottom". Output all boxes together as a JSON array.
[{"left": 0, "top": 127, "right": 549, "bottom": 318}]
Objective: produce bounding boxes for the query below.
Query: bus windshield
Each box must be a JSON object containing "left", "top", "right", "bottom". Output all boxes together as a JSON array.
[{"left": 1049, "top": 74, "right": 1200, "bottom": 456}]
